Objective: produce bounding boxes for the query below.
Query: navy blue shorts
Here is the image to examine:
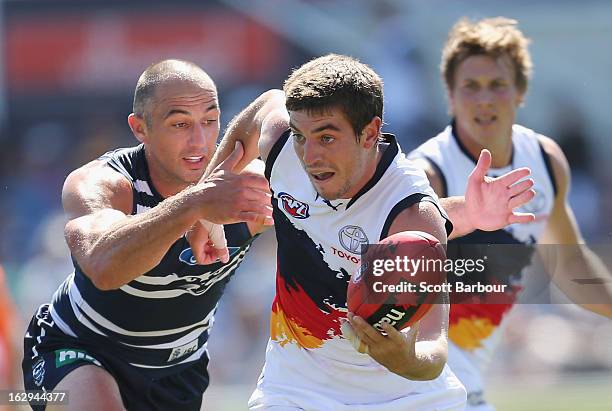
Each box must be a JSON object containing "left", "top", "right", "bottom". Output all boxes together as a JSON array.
[{"left": 22, "top": 304, "right": 209, "bottom": 411}]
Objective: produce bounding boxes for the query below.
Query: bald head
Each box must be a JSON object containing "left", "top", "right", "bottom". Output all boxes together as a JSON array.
[{"left": 133, "top": 59, "right": 216, "bottom": 127}]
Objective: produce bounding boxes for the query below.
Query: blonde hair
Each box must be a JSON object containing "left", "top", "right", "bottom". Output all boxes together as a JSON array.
[{"left": 441, "top": 17, "right": 532, "bottom": 93}]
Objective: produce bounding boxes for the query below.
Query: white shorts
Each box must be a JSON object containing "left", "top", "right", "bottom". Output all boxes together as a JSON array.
[
  {"left": 447, "top": 341, "right": 494, "bottom": 411},
  {"left": 248, "top": 339, "right": 466, "bottom": 411}
]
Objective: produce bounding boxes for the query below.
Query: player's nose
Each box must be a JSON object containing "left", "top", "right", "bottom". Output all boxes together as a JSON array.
[
  {"left": 189, "top": 123, "right": 210, "bottom": 154},
  {"left": 301, "top": 139, "right": 322, "bottom": 166}
]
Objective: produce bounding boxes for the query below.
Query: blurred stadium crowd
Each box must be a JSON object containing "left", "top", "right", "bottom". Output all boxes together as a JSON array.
[{"left": 1, "top": 1, "right": 611, "bottom": 409}]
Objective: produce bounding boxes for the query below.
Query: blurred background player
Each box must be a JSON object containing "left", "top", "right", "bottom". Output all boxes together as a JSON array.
[
  {"left": 408, "top": 17, "right": 612, "bottom": 410},
  {"left": 21, "top": 59, "right": 272, "bottom": 411},
  {"left": 201, "top": 54, "right": 539, "bottom": 410}
]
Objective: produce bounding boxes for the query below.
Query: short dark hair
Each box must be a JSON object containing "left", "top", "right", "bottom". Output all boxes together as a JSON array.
[
  {"left": 283, "top": 54, "right": 383, "bottom": 137},
  {"left": 133, "top": 59, "right": 215, "bottom": 128}
]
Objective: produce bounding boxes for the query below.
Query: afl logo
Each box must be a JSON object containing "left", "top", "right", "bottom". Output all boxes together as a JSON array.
[
  {"left": 278, "top": 192, "right": 310, "bottom": 219},
  {"left": 339, "top": 225, "right": 369, "bottom": 255}
]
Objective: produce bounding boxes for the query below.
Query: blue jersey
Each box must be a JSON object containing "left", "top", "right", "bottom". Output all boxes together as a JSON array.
[{"left": 50, "top": 145, "right": 255, "bottom": 369}]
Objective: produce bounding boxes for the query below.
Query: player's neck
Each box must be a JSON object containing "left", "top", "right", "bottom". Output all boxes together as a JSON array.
[
  {"left": 454, "top": 125, "right": 513, "bottom": 168},
  {"left": 145, "top": 154, "right": 189, "bottom": 198}
]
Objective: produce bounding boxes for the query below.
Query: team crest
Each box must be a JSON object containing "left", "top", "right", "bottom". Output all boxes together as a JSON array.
[
  {"left": 278, "top": 192, "right": 310, "bottom": 219},
  {"left": 32, "top": 358, "right": 46, "bottom": 387}
]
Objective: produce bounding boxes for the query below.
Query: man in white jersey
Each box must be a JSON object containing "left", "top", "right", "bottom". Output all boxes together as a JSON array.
[
  {"left": 200, "top": 54, "right": 540, "bottom": 410},
  {"left": 408, "top": 17, "right": 612, "bottom": 410}
]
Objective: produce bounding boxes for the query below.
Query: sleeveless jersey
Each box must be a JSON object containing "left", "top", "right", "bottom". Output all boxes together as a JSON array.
[
  {"left": 253, "top": 131, "right": 465, "bottom": 407},
  {"left": 50, "top": 145, "right": 255, "bottom": 370},
  {"left": 408, "top": 123, "right": 556, "bottom": 363}
]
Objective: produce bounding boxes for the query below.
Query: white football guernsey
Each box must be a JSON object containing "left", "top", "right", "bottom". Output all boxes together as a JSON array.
[{"left": 249, "top": 131, "right": 466, "bottom": 410}]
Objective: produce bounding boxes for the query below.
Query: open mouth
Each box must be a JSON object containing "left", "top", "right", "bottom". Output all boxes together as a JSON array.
[
  {"left": 182, "top": 156, "right": 206, "bottom": 169},
  {"left": 474, "top": 115, "right": 497, "bottom": 126},
  {"left": 311, "top": 172, "right": 335, "bottom": 182}
]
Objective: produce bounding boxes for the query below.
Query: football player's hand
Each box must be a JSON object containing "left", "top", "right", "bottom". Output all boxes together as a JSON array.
[
  {"left": 342, "top": 313, "right": 419, "bottom": 375},
  {"left": 187, "top": 219, "right": 229, "bottom": 265},
  {"left": 465, "top": 149, "right": 536, "bottom": 230}
]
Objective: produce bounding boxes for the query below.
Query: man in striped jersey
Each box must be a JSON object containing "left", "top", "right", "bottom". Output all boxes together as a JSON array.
[{"left": 22, "top": 59, "right": 272, "bottom": 411}]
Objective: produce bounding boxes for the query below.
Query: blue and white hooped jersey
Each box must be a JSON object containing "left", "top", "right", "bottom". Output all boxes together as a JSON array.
[{"left": 50, "top": 145, "right": 255, "bottom": 370}]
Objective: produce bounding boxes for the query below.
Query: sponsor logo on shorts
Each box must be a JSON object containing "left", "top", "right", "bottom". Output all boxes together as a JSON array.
[
  {"left": 167, "top": 339, "right": 199, "bottom": 362},
  {"left": 278, "top": 192, "right": 310, "bottom": 219},
  {"left": 338, "top": 225, "right": 369, "bottom": 255},
  {"left": 32, "top": 358, "right": 46, "bottom": 387},
  {"left": 55, "top": 349, "right": 102, "bottom": 368}
]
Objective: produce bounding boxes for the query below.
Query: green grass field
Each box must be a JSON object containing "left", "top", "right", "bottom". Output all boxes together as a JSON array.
[
  {"left": 202, "top": 372, "right": 612, "bottom": 411},
  {"left": 487, "top": 372, "right": 612, "bottom": 411}
]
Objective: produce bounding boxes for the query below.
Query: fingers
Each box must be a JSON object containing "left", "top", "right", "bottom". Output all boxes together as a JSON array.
[
  {"left": 217, "top": 141, "right": 244, "bottom": 173},
  {"left": 469, "top": 149, "right": 492, "bottom": 182},
  {"left": 187, "top": 222, "right": 211, "bottom": 265},
  {"left": 496, "top": 167, "right": 531, "bottom": 187},
  {"left": 340, "top": 320, "right": 368, "bottom": 354},
  {"left": 201, "top": 221, "right": 229, "bottom": 264},
  {"left": 508, "top": 212, "right": 536, "bottom": 224},
  {"left": 238, "top": 174, "right": 272, "bottom": 193},
  {"left": 508, "top": 178, "right": 534, "bottom": 197},
  {"left": 508, "top": 189, "right": 536, "bottom": 210},
  {"left": 348, "top": 313, "right": 383, "bottom": 347}
]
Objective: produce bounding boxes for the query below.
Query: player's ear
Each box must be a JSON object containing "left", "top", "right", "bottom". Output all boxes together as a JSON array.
[
  {"left": 128, "top": 113, "right": 148, "bottom": 143},
  {"left": 360, "top": 116, "right": 382, "bottom": 149}
]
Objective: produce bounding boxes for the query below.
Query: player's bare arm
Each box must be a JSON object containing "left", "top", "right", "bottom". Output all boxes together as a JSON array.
[
  {"left": 347, "top": 201, "right": 449, "bottom": 381},
  {"left": 537, "top": 135, "right": 612, "bottom": 318},
  {"left": 415, "top": 149, "right": 536, "bottom": 239},
  {"left": 187, "top": 90, "right": 287, "bottom": 262},
  {"left": 64, "top": 152, "right": 271, "bottom": 290},
  {"left": 205, "top": 89, "right": 287, "bottom": 174}
]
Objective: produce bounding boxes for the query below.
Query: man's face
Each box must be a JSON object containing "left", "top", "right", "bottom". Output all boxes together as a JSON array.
[
  {"left": 290, "top": 107, "right": 376, "bottom": 201},
  {"left": 142, "top": 79, "right": 220, "bottom": 191},
  {"left": 449, "top": 54, "right": 524, "bottom": 146}
]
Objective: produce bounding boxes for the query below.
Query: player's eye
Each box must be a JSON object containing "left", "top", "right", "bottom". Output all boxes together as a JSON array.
[
  {"left": 464, "top": 82, "right": 479, "bottom": 91},
  {"left": 321, "top": 135, "right": 335, "bottom": 144},
  {"left": 491, "top": 81, "right": 507, "bottom": 91},
  {"left": 203, "top": 119, "right": 217, "bottom": 126},
  {"left": 173, "top": 122, "right": 188, "bottom": 129},
  {"left": 293, "top": 133, "right": 305, "bottom": 145}
]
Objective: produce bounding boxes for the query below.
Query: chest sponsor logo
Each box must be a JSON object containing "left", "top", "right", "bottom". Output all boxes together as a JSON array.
[
  {"left": 179, "top": 246, "right": 241, "bottom": 266},
  {"left": 278, "top": 192, "right": 310, "bottom": 219},
  {"left": 338, "top": 225, "right": 369, "bottom": 255}
]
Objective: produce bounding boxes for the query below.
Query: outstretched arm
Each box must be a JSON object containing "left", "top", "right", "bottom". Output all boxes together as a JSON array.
[
  {"left": 413, "top": 149, "right": 536, "bottom": 239},
  {"left": 65, "top": 146, "right": 271, "bottom": 290},
  {"left": 537, "top": 136, "right": 612, "bottom": 318},
  {"left": 189, "top": 90, "right": 288, "bottom": 263}
]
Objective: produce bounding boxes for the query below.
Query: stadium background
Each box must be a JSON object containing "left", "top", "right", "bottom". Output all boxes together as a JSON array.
[{"left": 1, "top": 0, "right": 611, "bottom": 410}]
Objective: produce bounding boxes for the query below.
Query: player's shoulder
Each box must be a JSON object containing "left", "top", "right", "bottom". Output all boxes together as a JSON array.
[
  {"left": 62, "top": 158, "right": 133, "bottom": 214},
  {"left": 533, "top": 132, "right": 570, "bottom": 195},
  {"left": 409, "top": 126, "right": 453, "bottom": 158}
]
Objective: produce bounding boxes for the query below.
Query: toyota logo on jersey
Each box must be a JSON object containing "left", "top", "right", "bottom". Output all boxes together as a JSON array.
[
  {"left": 339, "top": 225, "right": 369, "bottom": 254},
  {"left": 278, "top": 192, "right": 310, "bottom": 219}
]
